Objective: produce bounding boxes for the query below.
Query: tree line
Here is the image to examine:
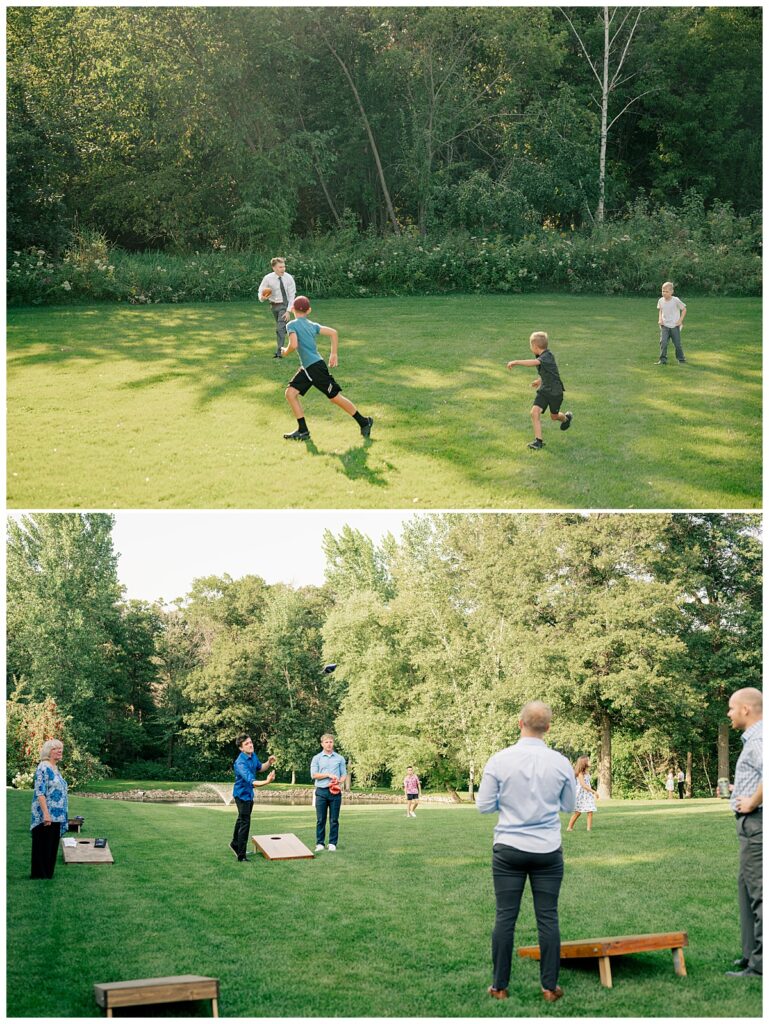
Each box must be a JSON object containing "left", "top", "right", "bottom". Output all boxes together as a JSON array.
[
  {"left": 8, "top": 6, "right": 761, "bottom": 254},
  {"left": 6, "top": 513, "right": 761, "bottom": 796}
]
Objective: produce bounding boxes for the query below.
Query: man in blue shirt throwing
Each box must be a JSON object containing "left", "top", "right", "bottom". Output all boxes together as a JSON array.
[
  {"left": 311, "top": 733, "right": 348, "bottom": 852},
  {"left": 230, "top": 734, "right": 276, "bottom": 862},
  {"left": 477, "top": 701, "right": 576, "bottom": 1004}
]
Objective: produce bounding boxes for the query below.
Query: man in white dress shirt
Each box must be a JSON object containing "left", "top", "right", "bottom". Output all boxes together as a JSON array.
[
  {"left": 477, "top": 700, "right": 576, "bottom": 1003},
  {"left": 258, "top": 256, "right": 297, "bottom": 358}
]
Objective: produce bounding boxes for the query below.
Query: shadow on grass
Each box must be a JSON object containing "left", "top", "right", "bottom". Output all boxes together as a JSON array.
[{"left": 7, "top": 297, "right": 762, "bottom": 507}]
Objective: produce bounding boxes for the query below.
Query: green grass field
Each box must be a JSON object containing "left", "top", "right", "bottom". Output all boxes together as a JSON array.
[
  {"left": 6, "top": 295, "right": 761, "bottom": 509},
  {"left": 7, "top": 791, "right": 761, "bottom": 1017}
]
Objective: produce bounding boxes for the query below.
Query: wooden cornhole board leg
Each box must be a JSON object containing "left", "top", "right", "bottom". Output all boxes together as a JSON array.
[
  {"left": 598, "top": 956, "right": 612, "bottom": 988},
  {"left": 672, "top": 946, "right": 687, "bottom": 977},
  {"left": 252, "top": 833, "right": 315, "bottom": 860}
]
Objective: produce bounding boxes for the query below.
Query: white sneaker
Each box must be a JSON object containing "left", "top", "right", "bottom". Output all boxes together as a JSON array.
[
  {"left": 315, "top": 843, "right": 324, "bottom": 852},
  {"left": 327, "top": 843, "right": 337, "bottom": 851},
  {"left": 410, "top": 811, "right": 416, "bottom": 816}
]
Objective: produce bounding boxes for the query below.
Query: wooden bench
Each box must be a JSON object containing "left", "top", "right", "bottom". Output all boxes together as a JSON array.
[
  {"left": 518, "top": 932, "right": 688, "bottom": 988},
  {"left": 93, "top": 975, "right": 219, "bottom": 1017}
]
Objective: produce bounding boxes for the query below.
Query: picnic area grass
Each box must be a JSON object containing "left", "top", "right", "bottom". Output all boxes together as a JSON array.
[
  {"left": 6, "top": 295, "right": 761, "bottom": 509},
  {"left": 6, "top": 791, "right": 762, "bottom": 1017}
]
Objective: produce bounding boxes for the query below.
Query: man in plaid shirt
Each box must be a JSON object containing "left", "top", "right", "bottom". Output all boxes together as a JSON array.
[{"left": 725, "top": 688, "right": 763, "bottom": 979}]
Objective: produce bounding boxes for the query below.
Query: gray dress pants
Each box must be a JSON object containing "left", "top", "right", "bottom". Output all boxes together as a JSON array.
[{"left": 737, "top": 810, "right": 762, "bottom": 973}]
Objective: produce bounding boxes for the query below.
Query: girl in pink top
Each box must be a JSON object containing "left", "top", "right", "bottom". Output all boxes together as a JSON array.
[{"left": 404, "top": 767, "right": 421, "bottom": 817}]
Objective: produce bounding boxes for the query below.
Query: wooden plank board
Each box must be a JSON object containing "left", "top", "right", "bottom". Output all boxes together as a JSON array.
[
  {"left": 94, "top": 975, "right": 219, "bottom": 1009},
  {"left": 60, "top": 837, "right": 114, "bottom": 864},
  {"left": 251, "top": 833, "right": 315, "bottom": 860},
  {"left": 518, "top": 931, "right": 688, "bottom": 961}
]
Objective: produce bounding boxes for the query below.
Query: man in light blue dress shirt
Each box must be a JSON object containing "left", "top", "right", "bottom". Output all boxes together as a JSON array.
[
  {"left": 311, "top": 733, "right": 348, "bottom": 851},
  {"left": 725, "top": 687, "right": 762, "bottom": 979},
  {"left": 477, "top": 700, "right": 576, "bottom": 1003}
]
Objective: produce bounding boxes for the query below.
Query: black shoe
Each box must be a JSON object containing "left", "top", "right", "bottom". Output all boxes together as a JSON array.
[
  {"left": 677, "top": 358, "right": 687, "bottom": 364},
  {"left": 732, "top": 957, "right": 750, "bottom": 969},
  {"left": 229, "top": 841, "right": 239, "bottom": 859},
  {"left": 283, "top": 429, "right": 310, "bottom": 440},
  {"left": 560, "top": 411, "right": 573, "bottom": 431},
  {"left": 725, "top": 967, "right": 761, "bottom": 978},
  {"left": 655, "top": 360, "right": 667, "bottom": 365},
  {"left": 273, "top": 352, "right": 282, "bottom": 359},
  {"left": 237, "top": 855, "right": 249, "bottom": 862},
  {"left": 528, "top": 438, "right": 545, "bottom": 450},
  {"left": 360, "top": 416, "right": 374, "bottom": 438}
]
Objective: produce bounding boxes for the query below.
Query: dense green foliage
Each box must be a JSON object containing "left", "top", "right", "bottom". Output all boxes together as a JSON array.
[
  {"left": 8, "top": 195, "right": 761, "bottom": 306},
  {"left": 6, "top": 513, "right": 760, "bottom": 796},
  {"left": 7, "top": 793, "right": 762, "bottom": 1017},
  {"left": 7, "top": 7, "right": 761, "bottom": 274}
]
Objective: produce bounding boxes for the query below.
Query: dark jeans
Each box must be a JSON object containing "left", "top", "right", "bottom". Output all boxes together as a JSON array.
[
  {"left": 271, "top": 303, "right": 288, "bottom": 354},
  {"left": 678, "top": 782, "right": 685, "bottom": 799},
  {"left": 315, "top": 788, "right": 342, "bottom": 846},
  {"left": 491, "top": 843, "right": 564, "bottom": 991},
  {"left": 659, "top": 325, "right": 685, "bottom": 362},
  {"left": 232, "top": 798, "right": 254, "bottom": 857},
  {"left": 31, "top": 823, "right": 61, "bottom": 879},
  {"left": 737, "top": 811, "right": 762, "bottom": 973}
]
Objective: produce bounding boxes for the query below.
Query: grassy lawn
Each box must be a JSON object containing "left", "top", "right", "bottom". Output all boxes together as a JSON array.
[
  {"left": 6, "top": 792, "right": 761, "bottom": 1017},
  {"left": 6, "top": 295, "right": 761, "bottom": 509}
]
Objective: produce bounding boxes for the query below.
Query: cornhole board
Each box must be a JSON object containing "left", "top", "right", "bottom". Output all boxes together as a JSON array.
[
  {"left": 251, "top": 833, "right": 315, "bottom": 860},
  {"left": 60, "top": 837, "right": 114, "bottom": 864},
  {"left": 93, "top": 975, "right": 219, "bottom": 1017},
  {"left": 518, "top": 931, "right": 688, "bottom": 988}
]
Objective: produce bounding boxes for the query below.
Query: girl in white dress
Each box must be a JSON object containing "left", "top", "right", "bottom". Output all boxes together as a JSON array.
[{"left": 566, "top": 756, "right": 599, "bottom": 832}]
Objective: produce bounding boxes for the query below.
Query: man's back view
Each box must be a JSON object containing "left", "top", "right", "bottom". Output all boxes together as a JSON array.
[{"left": 477, "top": 700, "right": 577, "bottom": 1002}]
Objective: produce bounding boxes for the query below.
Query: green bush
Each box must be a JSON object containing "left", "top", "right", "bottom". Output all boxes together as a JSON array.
[
  {"left": 7, "top": 200, "right": 760, "bottom": 306},
  {"left": 6, "top": 686, "right": 108, "bottom": 790}
]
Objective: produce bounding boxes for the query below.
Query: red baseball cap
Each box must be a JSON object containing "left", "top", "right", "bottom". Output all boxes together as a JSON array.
[{"left": 293, "top": 295, "right": 311, "bottom": 312}]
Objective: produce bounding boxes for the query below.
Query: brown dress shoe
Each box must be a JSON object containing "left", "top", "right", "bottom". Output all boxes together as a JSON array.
[
  {"left": 487, "top": 986, "right": 509, "bottom": 1000},
  {"left": 542, "top": 986, "right": 564, "bottom": 1002}
]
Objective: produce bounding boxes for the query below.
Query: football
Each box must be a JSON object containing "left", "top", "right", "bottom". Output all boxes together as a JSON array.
[{"left": 261, "top": 287, "right": 272, "bottom": 298}]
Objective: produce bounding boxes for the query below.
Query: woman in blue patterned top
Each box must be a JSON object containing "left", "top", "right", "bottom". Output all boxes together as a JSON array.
[{"left": 30, "top": 738, "right": 69, "bottom": 879}]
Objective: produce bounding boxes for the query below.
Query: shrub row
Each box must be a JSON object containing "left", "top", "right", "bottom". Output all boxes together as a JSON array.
[{"left": 7, "top": 199, "right": 760, "bottom": 306}]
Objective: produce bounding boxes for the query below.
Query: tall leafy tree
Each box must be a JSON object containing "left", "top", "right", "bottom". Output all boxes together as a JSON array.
[{"left": 7, "top": 513, "right": 123, "bottom": 753}]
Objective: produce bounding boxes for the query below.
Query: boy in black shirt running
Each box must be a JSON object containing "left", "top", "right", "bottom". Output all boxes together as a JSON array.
[{"left": 507, "top": 331, "right": 572, "bottom": 450}]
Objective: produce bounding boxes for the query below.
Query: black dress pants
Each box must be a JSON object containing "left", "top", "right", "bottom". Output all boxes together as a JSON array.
[
  {"left": 232, "top": 798, "right": 254, "bottom": 857},
  {"left": 30, "top": 823, "right": 61, "bottom": 879},
  {"left": 491, "top": 842, "right": 564, "bottom": 991}
]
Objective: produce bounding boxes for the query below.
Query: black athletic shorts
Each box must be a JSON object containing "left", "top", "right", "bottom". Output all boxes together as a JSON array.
[
  {"left": 288, "top": 359, "right": 342, "bottom": 400},
  {"left": 533, "top": 389, "right": 564, "bottom": 414},
  {"left": 407, "top": 793, "right": 419, "bottom": 801}
]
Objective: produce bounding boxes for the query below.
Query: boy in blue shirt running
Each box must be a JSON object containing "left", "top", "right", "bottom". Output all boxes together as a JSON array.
[{"left": 280, "top": 296, "right": 373, "bottom": 441}]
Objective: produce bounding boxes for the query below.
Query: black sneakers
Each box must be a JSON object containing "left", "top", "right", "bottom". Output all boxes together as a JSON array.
[
  {"left": 360, "top": 416, "right": 374, "bottom": 438},
  {"left": 560, "top": 411, "right": 573, "bottom": 431},
  {"left": 528, "top": 438, "right": 545, "bottom": 450},
  {"left": 655, "top": 360, "right": 667, "bottom": 365},
  {"left": 283, "top": 429, "right": 310, "bottom": 441}
]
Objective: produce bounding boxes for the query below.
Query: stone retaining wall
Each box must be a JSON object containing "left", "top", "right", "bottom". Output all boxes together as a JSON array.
[{"left": 76, "top": 787, "right": 459, "bottom": 806}]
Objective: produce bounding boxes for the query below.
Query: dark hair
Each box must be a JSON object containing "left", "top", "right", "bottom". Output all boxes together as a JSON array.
[{"left": 235, "top": 733, "right": 251, "bottom": 748}]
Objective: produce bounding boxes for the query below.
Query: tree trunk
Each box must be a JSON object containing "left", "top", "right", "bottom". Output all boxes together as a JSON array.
[
  {"left": 468, "top": 762, "right": 475, "bottom": 801},
  {"left": 318, "top": 27, "right": 400, "bottom": 235},
  {"left": 598, "top": 711, "right": 612, "bottom": 798},
  {"left": 291, "top": 769, "right": 296, "bottom": 786},
  {"left": 717, "top": 721, "right": 730, "bottom": 780},
  {"left": 685, "top": 750, "right": 692, "bottom": 798},
  {"left": 597, "top": 6, "right": 609, "bottom": 224}
]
